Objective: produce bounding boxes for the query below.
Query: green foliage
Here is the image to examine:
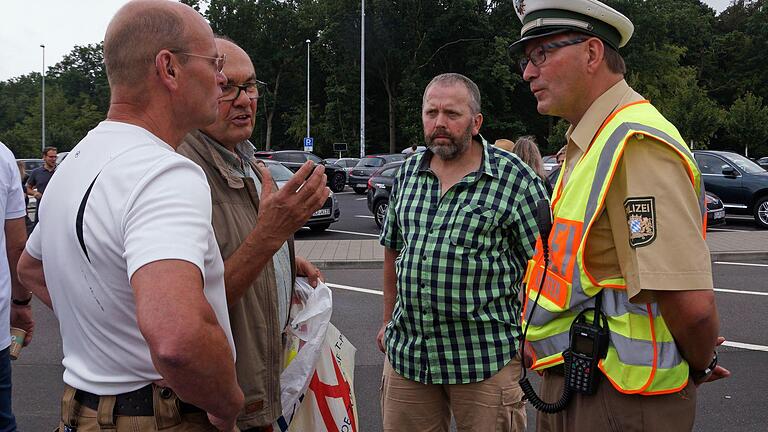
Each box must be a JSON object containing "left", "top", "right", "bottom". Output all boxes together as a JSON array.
[
  {"left": 1, "top": 0, "right": 767, "bottom": 159},
  {"left": 725, "top": 92, "right": 768, "bottom": 156}
]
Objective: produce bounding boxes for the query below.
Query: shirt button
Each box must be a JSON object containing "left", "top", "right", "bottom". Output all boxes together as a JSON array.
[
  {"left": 425, "top": 335, "right": 430, "bottom": 340},
  {"left": 422, "top": 255, "right": 427, "bottom": 261}
]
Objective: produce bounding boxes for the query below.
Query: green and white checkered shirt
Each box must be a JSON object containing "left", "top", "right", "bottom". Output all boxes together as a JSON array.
[{"left": 380, "top": 141, "right": 547, "bottom": 384}]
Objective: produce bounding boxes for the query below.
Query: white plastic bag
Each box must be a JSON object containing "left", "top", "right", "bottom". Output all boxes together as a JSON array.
[{"left": 274, "top": 278, "right": 333, "bottom": 431}]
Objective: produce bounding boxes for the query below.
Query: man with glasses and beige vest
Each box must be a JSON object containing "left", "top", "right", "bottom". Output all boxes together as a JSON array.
[
  {"left": 510, "top": 0, "right": 730, "bottom": 430},
  {"left": 178, "top": 36, "right": 329, "bottom": 432}
]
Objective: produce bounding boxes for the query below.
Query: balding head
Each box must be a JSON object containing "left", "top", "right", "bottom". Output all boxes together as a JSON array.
[{"left": 104, "top": 0, "right": 211, "bottom": 88}]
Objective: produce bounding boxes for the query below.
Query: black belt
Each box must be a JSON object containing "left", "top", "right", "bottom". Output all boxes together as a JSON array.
[{"left": 75, "top": 385, "right": 203, "bottom": 417}]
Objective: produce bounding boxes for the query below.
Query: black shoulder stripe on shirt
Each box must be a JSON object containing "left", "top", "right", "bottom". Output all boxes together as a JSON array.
[{"left": 76, "top": 174, "right": 100, "bottom": 262}]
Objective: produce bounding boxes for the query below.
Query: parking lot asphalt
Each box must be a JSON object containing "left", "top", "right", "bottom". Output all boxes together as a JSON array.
[
  {"left": 13, "top": 263, "right": 767, "bottom": 431},
  {"left": 294, "top": 190, "right": 768, "bottom": 268}
]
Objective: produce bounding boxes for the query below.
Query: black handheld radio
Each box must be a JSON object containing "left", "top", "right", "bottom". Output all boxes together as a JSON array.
[{"left": 518, "top": 199, "right": 610, "bottom": 412}]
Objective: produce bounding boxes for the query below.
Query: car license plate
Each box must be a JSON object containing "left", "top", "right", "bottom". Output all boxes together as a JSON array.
[
  {"left": 313, "top": 208, "right": 331, "bottom": 217},
  {"left": 357, "top": 183, "right": 367, "bottom": 188},
  {"left": 714, "top": 210, "right": 725, "bottom": 219}
]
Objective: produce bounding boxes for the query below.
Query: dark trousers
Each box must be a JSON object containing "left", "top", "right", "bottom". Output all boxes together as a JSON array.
[{"left": 0, "top": 347, "right": 16, "bottom": 431}]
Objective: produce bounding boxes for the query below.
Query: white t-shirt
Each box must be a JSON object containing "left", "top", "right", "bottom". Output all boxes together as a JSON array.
[
  {"left": 0, "top": 141, "right": 27, "bottom": 350},
  {"left": 25, "top": 121, "right": 234, "bottom": 395}
]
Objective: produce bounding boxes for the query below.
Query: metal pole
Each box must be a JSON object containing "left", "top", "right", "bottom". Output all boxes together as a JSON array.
[
  {"left": 41, "top": 44, "right": 46, "bottom": 153},
  {"left": 306, "top": 39, "right": 311, "bottom": 142},
  {"left": 360, "top": 0, "right": 365, "bottom": 158}
]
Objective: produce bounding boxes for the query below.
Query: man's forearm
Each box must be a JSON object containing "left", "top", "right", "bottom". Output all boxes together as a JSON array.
[
  {"left": 133, "top": 260, "right": 243, "bottom": 420},
  {"left": 17, "top": 251, "right": 52, "bottom": 309},
  {"left": 149, "top": 315, "right": 242, "bottom": 419},
  {"left": 382, "top": 248, "right": 399, "bottom": 324},
  {"left": 223, "top": 224, "right": 286, "bottom": 305},
  {"left": 6, "top": 218, "right": 28, "bottom": 300},
  {"left": 656, "top": 289, "right": 719, "bottom": 370}
]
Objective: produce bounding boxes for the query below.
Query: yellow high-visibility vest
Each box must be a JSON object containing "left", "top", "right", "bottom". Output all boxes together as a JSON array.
[{"left": 522, "top": 100, "right": 706, "bottom": 395}]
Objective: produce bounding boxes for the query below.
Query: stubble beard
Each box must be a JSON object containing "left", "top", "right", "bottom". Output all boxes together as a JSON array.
[{"left": 426, "top": 124, "right": 473, "bottom": 161}]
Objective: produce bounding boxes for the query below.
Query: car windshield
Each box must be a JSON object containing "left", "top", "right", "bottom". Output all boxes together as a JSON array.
[
  {"left": 357, "top": 158, "right": 384, "bottom": 168},
  {"left": 265, "top": 162, "right": 294, "bottom": 181},
  {"left": 725, "top": 153, "right": 765, "bottom": 174}
]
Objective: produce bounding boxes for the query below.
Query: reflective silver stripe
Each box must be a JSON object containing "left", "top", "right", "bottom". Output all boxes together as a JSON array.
[
  {"left": 623, "top": 122, "right": 705, "bottom": 217},
  {"left": 529, "top": 332, "right": 571, "bottom": 359},
  {"left": 521, "top": 18, "right": 592, "bottom": 35},
  {"left": 602, "top": 289, "right": 650, "bottom": 317},
  {"left": 610, "top": 332, "right": 683, "bottom": 369}
]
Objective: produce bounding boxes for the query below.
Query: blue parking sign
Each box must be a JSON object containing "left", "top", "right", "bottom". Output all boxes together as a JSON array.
[{"left": 304, "top": 137, "right": 314, "bottom": 152}]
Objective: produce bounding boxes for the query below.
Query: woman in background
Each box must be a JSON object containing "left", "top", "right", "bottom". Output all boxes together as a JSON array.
[{"left": 512, "top": 136, "right": 552, "bottom": 195}]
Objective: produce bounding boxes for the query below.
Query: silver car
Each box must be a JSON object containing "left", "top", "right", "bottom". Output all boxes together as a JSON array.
[{"left": 260, "top": 159, "right": 340, "bottom": 232}]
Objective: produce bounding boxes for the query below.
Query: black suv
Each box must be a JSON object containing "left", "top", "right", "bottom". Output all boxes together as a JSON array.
[
  {"left": 693, "top": 150, "right": 768, "bottom": 229},
  {"left": 253, "top": 150, "right": 347, "bottom": 192},
  {"left": 366, "top": 161, "right": 404, "bottom": 228},
  {"left": 349, "top": 154, "right": 405, "bottom": 194}
]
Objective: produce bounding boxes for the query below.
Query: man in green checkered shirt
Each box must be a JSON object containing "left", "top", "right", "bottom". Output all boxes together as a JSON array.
[{"left": 377, "top": 73, "right": 547, "bottom": 431}]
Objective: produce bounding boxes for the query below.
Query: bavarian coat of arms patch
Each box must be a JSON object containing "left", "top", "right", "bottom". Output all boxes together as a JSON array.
[{"left": 624, "top": 196, "right": 656, "bottom": 248}]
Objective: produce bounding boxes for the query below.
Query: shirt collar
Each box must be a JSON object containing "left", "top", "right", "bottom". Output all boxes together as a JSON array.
[
  {"left": 566, "top": 79, "right": 634, "bottom": 152},
  {"left": 417, "top": 135, "right": 497, "bottom": 179},
  {"left": 191, "top": 130, "right": 256, "bottom": 189}
]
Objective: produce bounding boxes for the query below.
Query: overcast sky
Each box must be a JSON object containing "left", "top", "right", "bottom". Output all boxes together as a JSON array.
[{"left": 0, "top": 0, "right": 734, "bottom": 82}]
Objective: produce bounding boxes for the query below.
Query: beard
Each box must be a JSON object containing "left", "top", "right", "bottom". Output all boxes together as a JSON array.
[{"left": 425, "top": 124, "right": 473, "bottom": 161}]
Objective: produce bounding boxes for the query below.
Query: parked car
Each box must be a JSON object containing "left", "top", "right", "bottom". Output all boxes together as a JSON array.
[
  {"left": 366, "top": 161, "right": 404, "bottom": 228},
  {"left": 705, "top": 191, "right": 726, "bottom": 228},
  {"left": 260, "top": 159, "right": 340, "bottom": 232},
  {"left": 757, "top": 157, "right": 768, "bottom": 170},
  {"left": 542, "top": 155, "right": 559, "bottom": 173},
  {"left": 253, "top": 150, "right": 347, "bottom": 193},
  {"left": 693, "top": 150, "right": 768, "bottom": 229},
  {"left": 349, "top": 154, "right": 405, "bottom": 194},
  {"left": 56, "top": 151, "right": 69, "bottom": 165},
  {"left": 18, "top": 158, "right": 43, "bottom": 173},
  {"left": 334, "top": 157, "right": 360, "bottom": 182}
]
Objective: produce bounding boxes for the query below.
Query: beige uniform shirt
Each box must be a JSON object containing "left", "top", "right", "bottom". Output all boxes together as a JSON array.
[{"left": 559, "top": 80, "right": 713, "bottom": 303}]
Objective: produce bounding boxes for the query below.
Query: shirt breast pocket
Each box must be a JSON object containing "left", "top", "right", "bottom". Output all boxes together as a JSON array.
[{"left": 449, "top": 205, "right": 498, "bottom": 250}]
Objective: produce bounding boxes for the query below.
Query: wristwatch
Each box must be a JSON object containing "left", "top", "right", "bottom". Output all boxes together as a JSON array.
[
  {"left": 691, "top": 351, "right": 718, "bottom": 383},
  {"left": 12, "top": 294, "right": 32, "bottom": 306}
]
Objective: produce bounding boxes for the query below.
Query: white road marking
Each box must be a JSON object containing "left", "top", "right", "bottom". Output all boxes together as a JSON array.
[
  {"left": 356, "top": 198, "right": 367, "bottom": 201},
  {"left": 325, "top": 229, "right": 380, "bottom": 237},
  {"left": 354, "top": 215, "right": 375, "bottom": 219},
  {"left": 334, "top": 191, "right": 355, "bottom": 195},
  {"left": 714, "top": 261, "right": 768, "bottom": 268},
  {"left": 327, "top": 282, "right": 768, "bottom": 353},
  {"left": 708, "top": 228, "right": 751, "bottom": 232},
  {"left": 327, "top": 283, "right": 382, "bottom": 296},
  {"left": 722, "top": 341, "right": 768, "bottom": 352},
  {"left": 714, "top": 288, "right": 768, "bottom": 296}
]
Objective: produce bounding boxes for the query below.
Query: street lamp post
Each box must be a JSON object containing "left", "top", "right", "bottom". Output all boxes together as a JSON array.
[
  {"left": 40, "top": 44, "right": 46, "bottom": 153},
  {"left": 360, "top": 0, "right": 365, "bottom": 158},
  {"left": 306, "top": 39, "right": 311, "bottom": 142}
]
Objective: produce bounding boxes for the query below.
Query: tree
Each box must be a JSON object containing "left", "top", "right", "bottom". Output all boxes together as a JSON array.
[{"left": 725, "top": 92, "right": 768, "bottom": 157}]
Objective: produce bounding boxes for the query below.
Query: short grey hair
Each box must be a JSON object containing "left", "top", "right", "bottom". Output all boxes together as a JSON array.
[{"left": 422, "top": 73, "right": 482, "bottom": 115}]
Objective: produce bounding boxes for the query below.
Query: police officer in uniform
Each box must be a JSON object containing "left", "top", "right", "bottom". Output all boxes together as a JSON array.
[{"left": 510, "top": 0, "right": 730, "bottom": 430}]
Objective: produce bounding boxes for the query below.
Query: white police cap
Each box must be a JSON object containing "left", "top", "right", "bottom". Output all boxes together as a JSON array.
[{"left": 509, "top": 0, "right": 634, "bottom": 51}]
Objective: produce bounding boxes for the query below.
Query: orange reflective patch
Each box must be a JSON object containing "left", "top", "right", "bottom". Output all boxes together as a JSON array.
[
  {"left": 547, "top": 218, "right": 583, "bottom": 282},
  {"left": 527, "top": 264, "right": 569, "bottom": 309}
]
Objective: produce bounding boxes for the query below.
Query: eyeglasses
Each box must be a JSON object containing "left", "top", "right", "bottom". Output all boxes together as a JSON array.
[
  {"left": 221, "top": 83, "right": 259, "bottom": 102},
  {"left": 518, "top": 38, "right": 587, "bottom": 73},
  {"left": 174, "top": 51, "right": 227, "bottom": 73}
]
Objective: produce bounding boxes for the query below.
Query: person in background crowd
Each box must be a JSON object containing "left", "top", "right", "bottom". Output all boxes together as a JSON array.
[
  {"left": 511, "top": 0, "right": 729, "bottom": 430},
  {"left": 25, "top": 146, "right": 57, "bottom": 227},
  {"left": 17, "top": 1, "right": 244, "bottom": 430},
  {"left": 512, "top": 135, "right": 551, "bottom": 194},
  {"left": 177, "top": 36, "right": 328, "bottom": 432},
  {"left": 377, "top": 72, "right": 547, "bottom": 432},
  {"left": 0, "top": 140, "right": 33, "bottom": 431},
  {"left": 494, "top": 138, "right": 515, "bottom": 152}
]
